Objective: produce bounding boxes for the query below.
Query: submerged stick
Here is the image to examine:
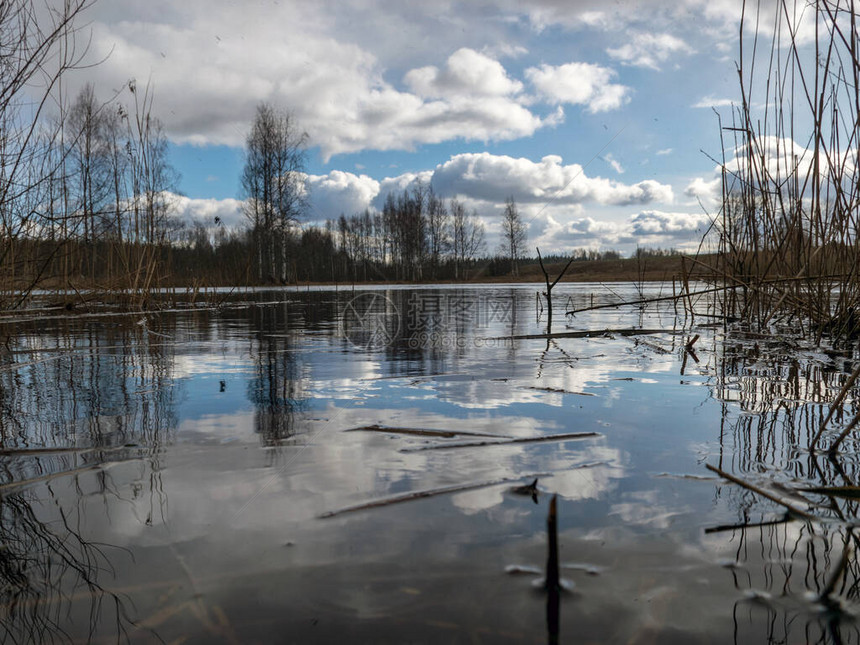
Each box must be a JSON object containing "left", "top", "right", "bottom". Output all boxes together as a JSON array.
[
  {"left": 400, "top": 431, "right": 600, "bottom": 452},
  {"left": 494, "top": 328, "right": 673, "bottom": 341},
  {"left": 318, "top": 473, "right": 550, "bottom": 518},
  {"left": 344, "top": 424, "right": 503, "bottom": 439},
  {"left": 798, "top": 485, "right": 860, "bottom": 500},
  {"left": 545, "top": 494, "right": 560, "bottom": 592},
  {"left": 546, "top": 493, "right": 561, "bottom": 645},
  {"left": 0, "top": 461, "right": 125, "bottom": 495},
  {"left": 526, "top": 387, "right": 595, "bottom": 397},
  {"left": 705, "top": 464, "right": 815, "bottom": 519},
  {"left": 0, "top": 443, "right": 139, "bottom": 457},
  {"left": 704, "top": 513, "right": 792, "bottom": 534}
]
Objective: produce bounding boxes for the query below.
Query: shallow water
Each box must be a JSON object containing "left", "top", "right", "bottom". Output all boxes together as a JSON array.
[{"left": 1, "top": 283, "right": 859, "bottom": 643}]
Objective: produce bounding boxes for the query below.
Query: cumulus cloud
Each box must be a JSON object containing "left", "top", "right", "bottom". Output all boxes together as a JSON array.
[
  {"left": 607, "top": 32, "right": 693, "bottom": 70},
  {"left": 628, "top": 210, "right": 711, "bottom": 238},
  {"left": 430, "top": 152, "right": 672, "bottom": 206},
  {"left": 279, "top": 153, "right": 679, "bottom": 241},
  {"left": 305, "top": 171, "right": 380, "bottom": 219},
  {"left": 77, "top": 0, "right": 636, "bottom": 160},
  {"left": 533, "top": 209, "right": 711, "bottom": 250},
  {"left": 79, "top": 10, "right": 558, "bottom": 157},
  {"left": 168, "top": 194, "right": 245, "bottom": 229},
  {"left": 525, "top": 62, "right": 630, "bottom": 112},
  {"left": 404, "top": 48, "right": 523, "bottom": 98},
  {"left": 685, "top": 176, "right": 721, "bottom": 205}
]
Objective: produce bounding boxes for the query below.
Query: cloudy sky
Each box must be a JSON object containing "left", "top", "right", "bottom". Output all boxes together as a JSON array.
[{"left": 67, "top": 0, "right": 758, "bottom": 254}]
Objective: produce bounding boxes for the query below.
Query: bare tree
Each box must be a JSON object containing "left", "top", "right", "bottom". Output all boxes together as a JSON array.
[
  {"left": 0, "top": 0, "right": 94, "bottom": 304},
  {"left": 425, "top": 185, "right": 449, "bottom": 279},
  {"left": 500, "top": 195, "right": 526, "bottom": 277},
  {"left": 241, "top": 103, "right": 308, "bottom": 283},
  {"left": 450, "top": 198, "right": 484, "bottom": 280},
  {"left": 67, "top": 84, "right": 113, "bottom": 277}
]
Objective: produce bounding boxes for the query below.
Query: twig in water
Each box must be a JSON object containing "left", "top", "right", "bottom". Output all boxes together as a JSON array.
[
  {"left": 494, "top": 328, "right": 676, "bottom": 341},
  {"left": 344, "top": 424, "right": 504, "bottom": 439},
  {"left": 318, "top": 473, "right": 551, "bottom": 518},
  {"left": 704, "top": 513, "right": 792, "bottom": 534},
  {"left": 546, "top": 494, "right": 561, "bottom": 645},
  {"left": 705, "top": 464, "right": 815, "bottom": 519},
  {"left": 400, "top": 431, "right": 600, "bottom": 452},
  {"left": 545, "top": 494, "right": 560, "bottom": 592}
]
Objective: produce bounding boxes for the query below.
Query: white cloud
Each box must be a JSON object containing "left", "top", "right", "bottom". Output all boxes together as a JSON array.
[
  {"left": 404, "top": 48, "right": 523, "bottom": 99},
  {"left": 525, "top": 62, "right": 630, "bottom": 112},
  {"left": 692, "top": 96, "right": 734, "bottom": 108},
  {"left": 79, "top": 5, "right": 621, "bottom": 160},
  {"left": 305, "top": 171, "right": 380, "bottom": 219},
  {"left": 431, "top": 152, "right": 673, "bottom": 206},
  {"left": 628, "top": 210, "right": 711, "bottom": 238},
  {"left": 685, "top": 176, "right": 721, "bottom": 205},
  {"left": 656, "top": 148, "right": 673, "bottom": 156},
  {"left": 69, "top": 0, "right": 759, "bottom": 163},
  {"left": 168, "top": 194, "right": 245, "bottom": 229},
  {"left": 605, "top": 153, "right": 625, "bottom": 174},
  {"left": 79, "top": 14, "right": 558, "bottom": 158},
  {"left": 374, "top": 171, "right": 435, "bottom": 208},
  {"left": 532, "top": 209, "right": 711, "bottom": 250},
  {"left": 607, "top": 32, "right": 694, "bottom": 70}
]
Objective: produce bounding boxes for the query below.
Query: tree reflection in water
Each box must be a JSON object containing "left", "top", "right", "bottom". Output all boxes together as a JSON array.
[
  {"left": 710, "top": 333, "right": 860, "bottom": 643},
  {"left": 0, "top": 315, "right": 176, "bottom": 643}
]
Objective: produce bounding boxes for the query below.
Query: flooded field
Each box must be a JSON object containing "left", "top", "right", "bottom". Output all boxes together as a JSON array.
[{"left": 1, "top": 283, "right": 859, "bottom": 644}]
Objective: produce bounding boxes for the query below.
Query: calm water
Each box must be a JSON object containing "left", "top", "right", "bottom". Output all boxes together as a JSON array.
[{"left": 0, "top": 283, "right": 857, "bottom": 644}]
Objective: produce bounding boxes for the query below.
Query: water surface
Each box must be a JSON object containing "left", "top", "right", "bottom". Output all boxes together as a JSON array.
[{"left": 0, "top": 283, "right": 857, "bottom": 644}]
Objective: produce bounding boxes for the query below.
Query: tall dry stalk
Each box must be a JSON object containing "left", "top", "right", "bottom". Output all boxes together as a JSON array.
[{"left": 705, "top": 0, "right": 860, "bottom": 343}]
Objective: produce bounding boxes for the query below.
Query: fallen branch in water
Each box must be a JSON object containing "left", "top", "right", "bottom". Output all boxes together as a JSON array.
[
  {"left": 0, "top": 443, "right": 140, "bottom": 457},
  {"left": 491, "top": 328, "right": 674, "bottom": 341},
  {"left": 318, "top": 473, "right": 551, "bottom": 518},
  {"left": 798, "top": 485, "right": 860, "bottom": 500},
  {"left": 526, "top": 387, "right": 595, "bottom": 397},
  {"left": 400, "top": 431, "right": 600, "bottom": 452},
  {"left": 704, "top": 513, "right": 792, "bottom": 534},
  {"left": 344, "top": 424, "right": 504, "bottom": 439},
  {"left": 0, "top": 461, "right": 127, "bottom": 495},
  {"left": 545, "top": 494, "right": 560, "bottom": 592},
  {"left": 319, "top": 464, "right": 607, "bottom": 518},
  {"left": 546, "top": 494, "right": 561, "bottom": 645},
  {"left": 706, "top": 464, "right": 815, "bottom": 519}
]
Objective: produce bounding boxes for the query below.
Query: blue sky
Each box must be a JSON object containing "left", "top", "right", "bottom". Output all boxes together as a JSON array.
[{"left": 67, "top": 0, "right": 760, "bottom": 254}]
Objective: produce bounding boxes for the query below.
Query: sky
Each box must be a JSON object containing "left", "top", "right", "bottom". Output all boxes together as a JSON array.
[{"left": 64, "top": 0, "right": 761, "bottom": 255}]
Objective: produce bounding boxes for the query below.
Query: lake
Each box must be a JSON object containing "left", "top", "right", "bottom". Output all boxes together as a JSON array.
[{"left": 0, "top": 283, "right": 857, "bottom": 644}]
